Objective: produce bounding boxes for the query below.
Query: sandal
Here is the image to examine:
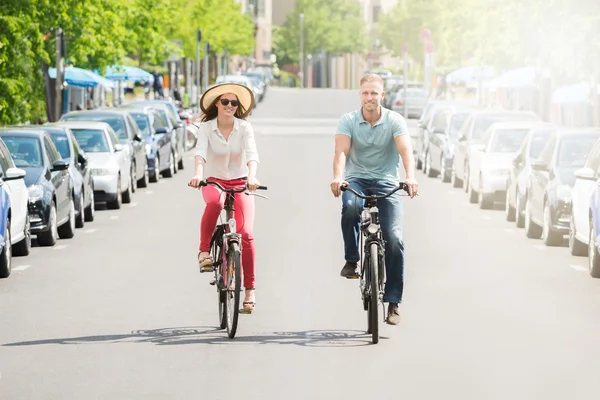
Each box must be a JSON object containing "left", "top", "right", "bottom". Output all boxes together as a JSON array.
[
  {"left": 198, "top": 252, "right": 214, "bottom": 273},
  {"left": 242, "top": 288, "right": 255, "bottom": 313}
]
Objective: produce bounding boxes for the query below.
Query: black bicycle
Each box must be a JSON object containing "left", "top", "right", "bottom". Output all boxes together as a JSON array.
[
  {"left": 197, "top": 178, "right": 267, "bottom": 339},
  {"left": 340, "top": 182, "right": 410, "bottom": 344}
]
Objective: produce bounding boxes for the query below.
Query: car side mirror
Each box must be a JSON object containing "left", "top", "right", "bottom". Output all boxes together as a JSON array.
[
  {"left": 155, "top": 127, "right": 167, "bottom": 135},
  {"left": 4, "top": 167, "right": 26, "bottom": 180},
  {"left": 531, "top": 159, "right": 548, "bottom": 171},
  {"left": 134, "top": 134, "right": 143, "bottom": 142},
  {"left": 77, "top": 153, "right": 88, "bottom": 167},
  {"left": 52, "top": 160, "right": 69, "bottom": 172},
  {"left": 575, "top": 167, "right": 595, "bottom": 180},
  {"left": 114, "top": 144, "right": 123, "bottom": 152}
]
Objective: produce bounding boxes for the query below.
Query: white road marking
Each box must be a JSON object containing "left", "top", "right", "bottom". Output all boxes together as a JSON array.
[
  {"left": 482, "top": 216, "right": 492, "bottom": 220},
  {"left": 109, "top": 216, "right": 120, "bottom": 220},
  {"left": 128, "top": 202, "right": 138, "bottom": 207},
  {"left": 145, "top": 190, "right": 155, "bottom": 194},
  {"left": 85, "top": 229, "right": 97, "bottom": 234},
  {"left": 13, "top": 265, "right": 31, "bottom": 272},
  {"left": 53, "top": 245, "right": 68, "bottom": 251},
  {"left": 504, "top": 228, "right": 515, "bottom": 234},
  {"left": 570, "top": 264, "right": 587, "bottom": 272},
  {"left": 533, "top": 244, "right": 547, "bottom": 250}
]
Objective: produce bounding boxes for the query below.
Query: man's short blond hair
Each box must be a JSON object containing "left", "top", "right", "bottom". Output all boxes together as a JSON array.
[{"left": 360, "top": 73, "right": 384, "bottom": 87}]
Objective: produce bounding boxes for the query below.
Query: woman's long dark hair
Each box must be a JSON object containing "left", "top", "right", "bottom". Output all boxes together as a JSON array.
[{"left": 201, "top": 94, "right": 248, "bottom": 122}]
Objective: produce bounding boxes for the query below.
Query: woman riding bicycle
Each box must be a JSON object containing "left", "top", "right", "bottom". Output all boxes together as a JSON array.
[{"left": 188, "top": 82, "right": 260, "bottom": 312}]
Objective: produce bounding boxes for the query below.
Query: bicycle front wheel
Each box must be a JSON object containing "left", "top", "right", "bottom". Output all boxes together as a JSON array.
[
  {"left": 369, "top": 242, "right": 379, "bottom": 344},
  {"left": 225, "top": 242, "right": 241, "bottom": 339}
]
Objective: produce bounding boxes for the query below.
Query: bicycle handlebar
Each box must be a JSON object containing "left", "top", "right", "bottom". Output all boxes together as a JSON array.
[
  {"left": 200, "top": 179, "right": 268, "bottom": 193},
  {"left": 340, "top": 182, "right": 410, "bottom": 200}
]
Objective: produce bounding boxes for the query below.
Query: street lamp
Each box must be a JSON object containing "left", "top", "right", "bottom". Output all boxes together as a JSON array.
[{"left": 299, "top": 13, "right": 304, "bottom": 88}]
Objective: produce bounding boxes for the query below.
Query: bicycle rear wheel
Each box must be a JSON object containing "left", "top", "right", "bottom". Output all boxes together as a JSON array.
[
  {"left": 368, "top": 242, "right": 379, "bottom": 344},
  {"left": 225, "top": 242, "right": 241, "bottom": 338}
]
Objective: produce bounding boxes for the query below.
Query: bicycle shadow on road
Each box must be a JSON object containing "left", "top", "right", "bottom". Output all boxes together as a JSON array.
[{"left": 2, "top": 327, "right": 388, "bottom": 348}]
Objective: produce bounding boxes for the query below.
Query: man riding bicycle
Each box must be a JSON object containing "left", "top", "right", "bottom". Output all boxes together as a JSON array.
[{"left": 330, "top": 73, "right": 418, "bottom": 325}]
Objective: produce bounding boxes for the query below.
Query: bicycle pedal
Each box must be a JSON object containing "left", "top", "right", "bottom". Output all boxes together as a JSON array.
[
  {"left": 239, "top": 309, "right": 252, "bottom": 315},
  {"left": 346, "top": 274, "right": 360, "bottom": 279},
  {"left": 209, "top": 279, "right": 216, "bottom": 286},
  {"left": 200, "top": 266, "right": 214, "bottom": 273}
]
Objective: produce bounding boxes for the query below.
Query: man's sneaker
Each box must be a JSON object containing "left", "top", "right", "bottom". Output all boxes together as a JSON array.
[
  {"left": 386, "top": 303, "right": 401, "bottom": 325},
  {"left": 340, "top": 262, "right": 359, "bottom": 278}
]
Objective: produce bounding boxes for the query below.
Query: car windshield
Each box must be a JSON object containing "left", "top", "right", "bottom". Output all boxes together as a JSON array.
[
  {"left": 131, "top": 113, "right": 151, "bottom": 137},
  {"left": 1, "top": 136, "right": 43, "bottom": 167},
  {"left": 558, "top": 135, "right": 600, "bottom": 168},
  {"left": 63, "top": 114, "right": 127, "bottom": 140},
  {"left": 450, "top": 113, "right": 468, "bottom": 137},
  {"left": 49, "top": 133, "right": 71, "bottom": 160},
  {"left": 489, "top": 129, "right": 530, "bottom": 152},
  {"left": 529, "top": 130, "right": 554, "bottom": 158},
  {"left": 473, "top": 114, "right": 537, "bottom": 140},
  {"left": 71, "top": 129, "right": 110, "bottom": 152}
]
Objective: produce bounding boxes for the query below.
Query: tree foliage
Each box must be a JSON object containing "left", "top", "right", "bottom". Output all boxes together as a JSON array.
[
  {"left": 273, "top": 0, "right": 367, "bottom": 64},
  {"left": 0, "top": 0, "right": 256, "bottom": 125}
]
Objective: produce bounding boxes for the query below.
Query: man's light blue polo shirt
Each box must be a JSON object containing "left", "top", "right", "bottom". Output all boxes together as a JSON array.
[{"left": 336, "top": 107, "right": 409, "bottom": 182}]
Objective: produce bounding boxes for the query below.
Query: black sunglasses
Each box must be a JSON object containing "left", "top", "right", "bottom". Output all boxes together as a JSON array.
[{"left": 220, "top": 99, "right": 239, "bottom": 107}]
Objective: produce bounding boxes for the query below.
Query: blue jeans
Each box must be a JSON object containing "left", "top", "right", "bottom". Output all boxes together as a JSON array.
[{"left": 341, "top": 178, "right": 405, "bottom": 304}]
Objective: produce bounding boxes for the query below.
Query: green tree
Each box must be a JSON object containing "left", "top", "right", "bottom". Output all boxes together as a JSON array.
[{"left": 273, "top": 0, "right": 367, "bottom": 64}]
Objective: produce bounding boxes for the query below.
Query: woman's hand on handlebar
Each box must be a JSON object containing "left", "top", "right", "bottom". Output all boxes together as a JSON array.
[
  {"left": 188, "top": 175, "right": 203, "bottom": 188},
  {"left": 247, "top": 175, "right": 260, "bottom": 192}
]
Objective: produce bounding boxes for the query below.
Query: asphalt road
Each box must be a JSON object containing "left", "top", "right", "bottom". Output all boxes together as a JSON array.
[{"left": 2, "top": 87, "right": 600, "bottom": 399}]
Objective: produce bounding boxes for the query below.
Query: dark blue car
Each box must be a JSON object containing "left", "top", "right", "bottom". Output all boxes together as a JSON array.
[{"left": 0, "top": 173, "right": 11, "bottom": 278}]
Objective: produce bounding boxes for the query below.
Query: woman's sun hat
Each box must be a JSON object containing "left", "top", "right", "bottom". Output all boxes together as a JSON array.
[{"left": 200, "top": 82, "right": 255, "bottom": 115}]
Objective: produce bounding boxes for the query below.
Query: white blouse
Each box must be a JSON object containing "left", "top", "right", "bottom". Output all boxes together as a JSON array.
[{"left": 194, "top": 117, "right": 260, "bottom": 180}]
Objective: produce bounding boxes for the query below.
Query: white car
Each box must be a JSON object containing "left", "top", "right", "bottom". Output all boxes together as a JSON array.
[
  {"left": 569, "top": 137, "right": 600, "bottom": 256},
  {"left": 0, "top": 138, "right": 30, "bottom": 257},
  {"left": 468, "top": 122, "right": 540, "bottom": 209},
  {"left": 57, "top": 122, "right": 132, "bottom": 210}
]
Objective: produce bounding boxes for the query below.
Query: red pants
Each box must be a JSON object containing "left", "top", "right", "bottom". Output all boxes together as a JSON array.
[{"left": 199, "top": 177, "right": 256, "bottom": 289}]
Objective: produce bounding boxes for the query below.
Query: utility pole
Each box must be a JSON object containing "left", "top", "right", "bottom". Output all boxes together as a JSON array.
[
  {"left": 55, "top": 28, "right": 63, "bottom": 121},
  {"left": 203, "top": 42, "right": 210, "bottom": 92},
  {"left": 403, "top": 43, "right": 408, "bottom": 119},
  {"left": 196, "top": 28, "right": 202, "bottom": 99},
  {"left": 299, "top": 13, "right": 304, "bottom": 88}
]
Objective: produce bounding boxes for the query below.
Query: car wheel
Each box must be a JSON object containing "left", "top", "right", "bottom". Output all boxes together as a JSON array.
[
  {"left": 0, "top": 219, "right": 12, "bottom": 278},
  {"left": 58, "top": 196, "right": 76, "bottom": 239}
]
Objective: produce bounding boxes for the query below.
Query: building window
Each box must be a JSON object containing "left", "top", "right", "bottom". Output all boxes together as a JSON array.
[{"left": 372, "top": 5, "right": 381, "bottom": 23}]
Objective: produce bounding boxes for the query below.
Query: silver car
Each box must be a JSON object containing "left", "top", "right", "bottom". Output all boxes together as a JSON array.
[
  {"left": 57, "top": 122, "right": 132, "bottom": 210},
  {"left": 391, "top": 88, "right": 428, "bottom": 119},
  {"left": 468, "top": 121, "right": 541, "bottom": 209}
]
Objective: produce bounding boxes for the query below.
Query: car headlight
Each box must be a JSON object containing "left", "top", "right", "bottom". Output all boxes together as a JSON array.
[
  {"left": 28, "top": 184, "right": 43, "bottom": 202},
  {"left": 557, "top": 185, "right": 572, "bottom": 203},
  {"left": 91, "top": 168, "right": 112, "bottom": 176},
  {"left": 145, "top": 144, "right": 152, "bottom": 155}
]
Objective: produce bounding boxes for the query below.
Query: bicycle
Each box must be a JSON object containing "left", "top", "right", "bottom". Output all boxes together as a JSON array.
[
  {"left": 340, "top": 182, "right": 411, "bottom": 344},
  {"left": 196, "top": 178, "right": 267, "bottom": 339}
]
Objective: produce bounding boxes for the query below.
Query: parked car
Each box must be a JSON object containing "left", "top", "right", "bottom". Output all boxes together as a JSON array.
[
  {"left": 452, "top": 109, "right": 540, "bottom": 190},
  {"left": 0, "top": 171, "right": 11, "bottom": 278},
  {"left": 390, "top": 88, "right": 428, "bottom": 119},
  {"left": 505, "top": 124, "right": 558, "bottom": 226},
  {"left": 59, "top": 110, "right": 148, "bottom": 191},
  {"left": 524, "top": 128, "right": 600, "bottom": 246},
  {"left": 415, "top": 99, "right": 472, "bottom": 170},
  {"left": 0, "top": 138, "right": 30, "bottom": 258},
  {"left": 31, "top": 125, "right": 95, "bottom": 227},
  {"left": 130, "top": 100, "right": 186, "bottom": 170},
  {"left": 422, "top": 106, "right": 474, "bottom": 181},
  {"left": 58, "top": 122, "right": 132, "bottom": 210},
  {"left": 587, "top": 181, "right": 600, "bottom": 277},
  {"left": 568, "top": 137, "right": 600, "bottom": 256},
  {"left": 118, "top": 106, "right": 177, "bottom": 181},
  {"left": 467, "top": 121, "right": 540, "bottom": 209},
  {"left": 0, "top": 128, "right": 74, "bottom": 247}
]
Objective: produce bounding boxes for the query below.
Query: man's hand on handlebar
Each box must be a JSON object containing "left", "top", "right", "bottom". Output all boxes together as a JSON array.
[
  {"left": 330, "top": 177, "right": 349, "bottom": 198},
  {"left": 404, "top": 177, "right": 419, "bottom": 198}
]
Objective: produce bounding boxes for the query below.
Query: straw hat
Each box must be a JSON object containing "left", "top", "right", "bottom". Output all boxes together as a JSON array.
[{"left": 200, "top": 83, "right": 255, "bottom": 115}]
